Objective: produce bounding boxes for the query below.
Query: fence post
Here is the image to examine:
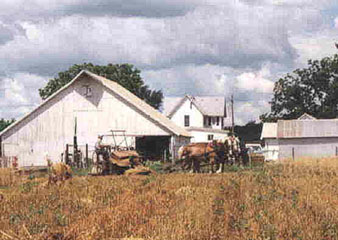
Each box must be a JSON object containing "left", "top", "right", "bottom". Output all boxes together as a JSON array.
[
  {"left": 65, "top": 144, "right": 69, "bottom": 165},
  {"left": 86, "top": 144, "right": 88, "bottom": 167},
  {"left": 0, "top": 136, "right": 2, "bottom": 157},
  {"left": 292, "top": 147, "right": 295, "bottom": 161}
]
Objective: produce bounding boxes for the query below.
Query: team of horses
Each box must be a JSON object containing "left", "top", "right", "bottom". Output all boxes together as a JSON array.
[{"left": 178, "top": 136, "right": 242, "bottom": 173}]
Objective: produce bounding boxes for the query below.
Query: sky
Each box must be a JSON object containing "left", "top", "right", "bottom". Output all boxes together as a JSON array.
[{"left": 0, "top": 0, "right": 337, "bottom": 125}]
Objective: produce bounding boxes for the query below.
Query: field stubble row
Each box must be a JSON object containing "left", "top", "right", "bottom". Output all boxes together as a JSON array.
[{"left": 1, "top": 158, "right": 338, "bottom": 239}]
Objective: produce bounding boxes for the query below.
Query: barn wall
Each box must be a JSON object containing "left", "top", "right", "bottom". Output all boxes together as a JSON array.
[
  {"left": 263, "top": 138, "right": 279, "bottom": 161},
  {"left": 171, "top": 99, "right": 204, "bottom": 128},
  {"left": 278, "top": 137, "right": 338, "bottom": 160},
  {"left": 2, "top": 75, "right": 171, "bottom": 167}
]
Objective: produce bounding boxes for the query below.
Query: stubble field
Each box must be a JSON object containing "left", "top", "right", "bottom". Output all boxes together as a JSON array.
[{"left": 1, "top": 158, "right": 338, "bottom": 240}]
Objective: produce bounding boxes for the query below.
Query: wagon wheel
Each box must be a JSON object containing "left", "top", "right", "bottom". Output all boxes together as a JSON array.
[{"left": 91, "top": 152, "right": 103, "bottom": 175}]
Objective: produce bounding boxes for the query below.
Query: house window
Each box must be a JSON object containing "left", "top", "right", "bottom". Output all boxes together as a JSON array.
[
  {"left": 208, "top": 134, "right": 214, "bottom": 141},
  {"left": 184, "top": 115, "right": 190, "bottom": 127},
  {"left": 83, "top": 85, "right": 92, "bottom": 97},
  {"left": 208, "top": 117, "right": 212, "bottom": 126},
  {"left": 216, "top": 117, "right": 219, "bottom": 126}
]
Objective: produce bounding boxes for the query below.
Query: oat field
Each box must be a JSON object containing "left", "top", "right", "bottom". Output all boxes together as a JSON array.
[{"left": 1, "top": 158, "right": 338, "bottom": 240}]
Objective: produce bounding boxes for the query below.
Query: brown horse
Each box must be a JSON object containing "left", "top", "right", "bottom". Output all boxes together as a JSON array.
[{"left": 178, "top": 141, "right": 227, "bottom": 173}]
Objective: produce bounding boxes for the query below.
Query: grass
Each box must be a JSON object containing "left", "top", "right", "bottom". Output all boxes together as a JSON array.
[{"left": 1, "top": 158, "right": 338, "bottom": 239}]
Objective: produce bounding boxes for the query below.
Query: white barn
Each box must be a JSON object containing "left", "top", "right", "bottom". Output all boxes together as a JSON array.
[
  {"left": 261, "top": 114, "right": 338, "bottom": 160},
  {"left": 0, "top": 70, "right": 191, "bottom": 167}
]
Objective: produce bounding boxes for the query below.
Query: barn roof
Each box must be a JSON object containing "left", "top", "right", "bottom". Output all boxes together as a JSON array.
[
  {"left": 163, "top": 95, "right": 228, "bottom": 117},
  {"left": 277, "top": 119, "right": 338, "bottom": 138},
  {"left": 261, "top": 119, "right": 338, "bottom": 140},
  {"left": 0, "top": 70, "right": 191, "bottom": 138}
]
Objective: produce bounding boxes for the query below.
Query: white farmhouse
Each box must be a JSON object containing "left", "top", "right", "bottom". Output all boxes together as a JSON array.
[
  {"left": 163, "top": 95, "right": 231, "bottom": 142},
  {"left": 0, "top": 70, "right": 191, "bottom": 167}
]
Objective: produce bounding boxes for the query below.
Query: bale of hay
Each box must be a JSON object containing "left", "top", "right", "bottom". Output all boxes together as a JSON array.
[{"left": 250, "top": 153, "right": 265, "bottom": 164}]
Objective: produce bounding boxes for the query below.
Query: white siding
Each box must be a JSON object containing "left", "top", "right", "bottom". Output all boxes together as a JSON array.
[
  {"left": 278, "top": 137, "right": 338, "bottom": 160},
  {"left": 2, "top": 76, "right": 170, "bottom": 167},
  {"left": 263, "top": 139, "right": 279, "bottom": 161},
  {"left": 204, "top": 116, "right": 223, "bottom": 130},
  {"left": 170, "top": 99, "right": 204, "bottom": 128},
  {"left": 189, "top": 130, "right": 228, "bottom": 143}
]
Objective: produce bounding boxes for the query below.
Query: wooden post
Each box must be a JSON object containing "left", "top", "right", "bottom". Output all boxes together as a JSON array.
[
  {"left": 86, "top": 144, "right": 88, "bottom": 167},
  {"left": 170, "top": 136, "right": 175, "bottom": 164},
  {"left": 0, "top": 136, "right": 2, "bottom": 157},
  {"left": 292, "top": 147, "right": 295, "bottom": 161},
  {"left": 231, "top": 95, "right": 235, "bottom": 135},
  {"left": 65, "top": 144, "right": 69, "bottom": 165},
  {"left": 248, "top": 152, "right": 251, "bottom": 167}
]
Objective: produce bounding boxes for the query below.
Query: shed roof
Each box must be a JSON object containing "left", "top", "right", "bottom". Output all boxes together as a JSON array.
[
  {"left": 0, "top": 70, "right": 191, "bottom": 138},
  {"left": 277, "top": 119, "right": 338, "bottom": 138},
  {"left": 260, "top": 123, "right": 277, "bottom": 139}
]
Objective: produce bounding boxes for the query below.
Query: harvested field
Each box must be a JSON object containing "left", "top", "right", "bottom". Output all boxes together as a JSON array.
[{"left": 1, "top": 158, "right": 338, "bottom": 239}]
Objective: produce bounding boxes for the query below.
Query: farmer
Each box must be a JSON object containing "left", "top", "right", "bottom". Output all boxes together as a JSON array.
[{"left": 95, "top": 135, "right": 110, "bottom": 165}]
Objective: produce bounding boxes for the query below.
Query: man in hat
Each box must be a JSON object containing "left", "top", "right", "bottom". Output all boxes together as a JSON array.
[{"left": 95, "top": 135, "right": 109, "bottom": 160}]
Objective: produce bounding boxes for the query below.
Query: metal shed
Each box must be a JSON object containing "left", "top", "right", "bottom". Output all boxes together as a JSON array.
[{"left": 261, "top": 114, "right": 338, "bottom": 160}]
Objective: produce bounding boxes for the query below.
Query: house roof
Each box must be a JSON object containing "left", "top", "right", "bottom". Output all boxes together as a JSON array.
[
  {"left": 163, "top": 95, "right": 228, "bottom": 117},
  {"left": 260, "top": 123, "right": 277, "bottom": 139},
  {"left": 0, "top": 70, "right": 191, "bottom": 138}
]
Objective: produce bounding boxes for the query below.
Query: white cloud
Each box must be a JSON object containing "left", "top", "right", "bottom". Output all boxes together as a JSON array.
[
  {"left": 236, "top": 66, "right": 275, "bottom": 93},
  {"left": 0, "top": 73, "right": 48, "bottom": 119},
  {"left": 290, "top": 30, "right": 338, "bottom": 67},
  {"left": 235, "top": 101, "right": 270, "bottom": 125},
  {"left": 0, "top": 0, "right": 336, "bottom": 126}
]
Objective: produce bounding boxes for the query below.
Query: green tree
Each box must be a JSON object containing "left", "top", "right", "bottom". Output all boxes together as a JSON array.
[
  {"left": 261, "top": 54, "right": 338, "bottom": 121},
  {"left": 235, "top": 121, "right": 263, "bottom": 143},
  {"left": 0, "top": 118, "right": 15, "bottom": 132},
  {"left": 39, "top": 63, "right": 163, "bottom": 109}
]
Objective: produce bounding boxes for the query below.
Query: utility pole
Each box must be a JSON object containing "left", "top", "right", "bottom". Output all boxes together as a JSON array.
[{"left": 231, "top": 94, "right": 235, "bottom": 135}]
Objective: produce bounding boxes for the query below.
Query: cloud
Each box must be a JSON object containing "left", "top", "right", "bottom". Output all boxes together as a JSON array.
[
  {"left": 235, "top": 100, "right": 271, "bottom": 125},
  {"left": 0, "top": 2, "right": 302, "bottom": 76},
  {"left": 0, "top": 0, "right": 336, "bottom": 126},
  {"left": 236, "top": 66, "right": 275, "bottom": 93},
  {"left": 335, "top": 17, "right": 338, "bottom": 28},
  {"left": 142, "top": 64, "right": 239, "bottom": 96},
  {"left": 0, "top": 0, "right": 201, "bottom": 21},
  {"left": 290, "top": 30, "right": 338, "bottom": 67},
  {"left": 0, "top": 73, "right": 48, "bottom": 119}
]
